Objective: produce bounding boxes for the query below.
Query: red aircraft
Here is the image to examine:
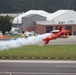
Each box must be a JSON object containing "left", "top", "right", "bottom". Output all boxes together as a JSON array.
[{"left": 43, "top": 26, "right": 70, "bottom": 45}]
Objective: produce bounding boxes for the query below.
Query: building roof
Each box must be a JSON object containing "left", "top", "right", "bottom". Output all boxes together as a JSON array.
[
  {"left": 47, "top": 10, "right": 69, "bottom": 20},
  {"left": 13, "top": 9, "right": 73, "bottom": 24},
  {"left": 13, "top": 10, "right": 50, "bottom": 24},
  {"left": 0, "top": 13, "right": 22, "bottom": 17},
  {"left": 22, "top": 14, "right": 46, "bottom": 18},
  {"left": 35, "top": 10, "right": 70, "bottom": 25},
  {"left": 35, "top": 20, "right": 53, "bottom": 25}
]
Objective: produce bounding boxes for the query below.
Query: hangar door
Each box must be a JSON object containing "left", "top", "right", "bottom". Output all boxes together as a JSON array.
[
  {"left": 74, "top": 31, "right": 76, "bottom": 35},
  {"left": 46, "top": 26, "right": 53, "bottom": 33},
  {"left": 65, "top": 26, "right": 72, "bottom": 35}
]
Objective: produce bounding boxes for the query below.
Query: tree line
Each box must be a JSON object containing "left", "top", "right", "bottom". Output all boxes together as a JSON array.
[
  {"left": 0, "top": 16, "right": 12, "bottom": 35},
  {"left": 0, "top": 0, "right": 76, "bottom": 13}
]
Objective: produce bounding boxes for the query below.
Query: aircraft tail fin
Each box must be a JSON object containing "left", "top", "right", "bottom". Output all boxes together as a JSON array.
[{"left": 43, "top": 39, "right": 49, "bottom": 45}]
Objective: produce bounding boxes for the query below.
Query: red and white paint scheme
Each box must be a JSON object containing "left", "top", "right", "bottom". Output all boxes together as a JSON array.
[{"left": 43, "top": 26, "right": 70, "bottom": 44}]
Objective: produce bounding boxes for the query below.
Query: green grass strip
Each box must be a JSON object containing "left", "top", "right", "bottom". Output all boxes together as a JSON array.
[{"left": 0, "top": 44, "right": 76, "bottom": 58}]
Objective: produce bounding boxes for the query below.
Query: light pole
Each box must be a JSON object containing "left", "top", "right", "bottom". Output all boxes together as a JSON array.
[{"left": 17, "top": 13, "right": 18, "bottom": 28}]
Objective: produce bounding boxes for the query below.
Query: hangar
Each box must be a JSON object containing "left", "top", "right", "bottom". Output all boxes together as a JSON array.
[
  {"left": 34, "top": 10, "right": 76, "bottom": 35},
  {"left": 13, "top": 10, "right": 50, "bottom": 26},
  {"left": 13, "top": 10, "right": 76, "bottom": 35},
  {"left": 22, "top": 14, "right": 46, "bottom": 31}
]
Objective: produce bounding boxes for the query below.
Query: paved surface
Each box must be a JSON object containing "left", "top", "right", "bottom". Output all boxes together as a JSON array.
[
  {"left": 0, "top": 36, "right": 76, "bottom": 45},
  {"left": 48, "top": 36, "right": 76, "bottom": 45},
  {"left": 0, "top": 60, "right": 76, "bottom": 75}
]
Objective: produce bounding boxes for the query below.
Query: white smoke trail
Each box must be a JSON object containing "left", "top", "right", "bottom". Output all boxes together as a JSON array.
[{"left": 0, "top": 33, "right": 51, "bottom": 50}]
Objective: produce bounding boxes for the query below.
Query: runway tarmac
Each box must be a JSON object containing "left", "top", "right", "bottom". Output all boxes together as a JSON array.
[
  {"left": 48, "top": 36, "right": 76, "bottom": 45},
  {"left": 0, "top": 36, "right": 76, "bottom": 45},
  {"left": 0, "top": 60, "right": 76, "bottom": 75}
]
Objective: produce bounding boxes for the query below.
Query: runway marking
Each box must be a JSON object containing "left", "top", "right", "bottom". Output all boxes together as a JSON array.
[
  {"left": 0, "top": 60, "right": 76, "bottom": 63},
  {"left": 0, "top": 72, "right": 12, "bottom": 75},
  {"left": 0, "top": 72, "right": 76, "bottom": 75},
  {"left": 56, "top": 65, "right": 76, "bottom": 68},
  {"left": 0, "top": 70, "right": 12, "bottom": 75}
]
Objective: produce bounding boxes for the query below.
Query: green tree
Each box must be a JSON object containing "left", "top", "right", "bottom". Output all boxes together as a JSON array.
[
  {"left": 0, "top": 0, "right": 76, "bottom": 13},
  {"left": 0, "top": 16, "right": 12, "bottom": 35}
]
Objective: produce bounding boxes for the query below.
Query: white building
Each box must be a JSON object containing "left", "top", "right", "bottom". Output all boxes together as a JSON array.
[
  {"left": 48, "top": 10, "right": 76, "bottom": 24},
  {"left": 13, "top": 10, "right": 50, "bottom": 24},
  {"left": 12, "top": 10, "right": 76, "bottom": 35}
]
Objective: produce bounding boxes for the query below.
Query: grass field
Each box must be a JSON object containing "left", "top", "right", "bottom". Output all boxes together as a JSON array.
[
  {"left": 6, "top": 34, "right": 21, "bottom": 38},
  {"left": 0, "top": 35, "right": 76, "bottom": 59},
  {"left": 0, "top": 44, "right": 76, "bottom": 58}
]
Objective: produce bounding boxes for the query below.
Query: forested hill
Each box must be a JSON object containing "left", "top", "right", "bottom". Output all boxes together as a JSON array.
[{"left": 0, "top": 0, "right": 76, "bottom": 13}]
